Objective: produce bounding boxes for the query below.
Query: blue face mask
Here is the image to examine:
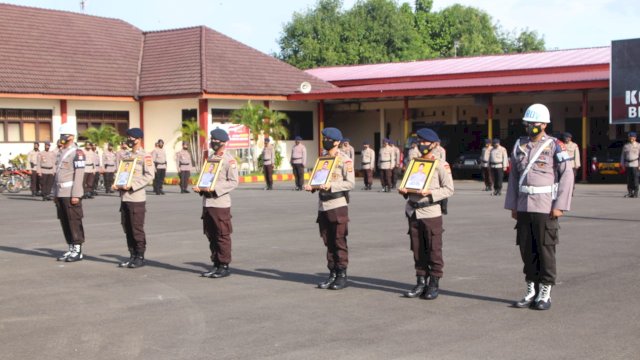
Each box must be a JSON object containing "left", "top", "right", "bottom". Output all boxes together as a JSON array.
[{"left": 419, "top": 143, "right": 432, "bottom": 155}]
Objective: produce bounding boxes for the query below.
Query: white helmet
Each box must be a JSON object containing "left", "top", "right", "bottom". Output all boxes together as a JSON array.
[
  {"left": 58, "top": 123, "right": 76, "bottom": 136},
  {"left": 522, "top": 103, "right": 550, "bottom": 123}
]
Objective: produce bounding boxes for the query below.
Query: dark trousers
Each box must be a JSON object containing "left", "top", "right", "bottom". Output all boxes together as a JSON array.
[
  {"left": 263, "top": 165, "right": 273, "bottom": 189},
  {"left": 626, "top": 166, "right": 639, "bottom": 193},
  {"left": 83, "top": 173, "right": 95, "bottom": 195},
  {"left": 40, "top": 174, "right": 54, "bottom": 197},
  {"left": 104, "top": 172, "right": 115, "bottom": 192},
  {"left": 153, "top": 167, "right": 166, "bottom": 193},
  {"left": 92, "top": 172, "right": 100, "bottom": 192},
  {"left": 516, "top": 212, "right": 558, "bottom": 285},
  {"left": 202, "top": 207, "right": 233, "bottom": 265},
  {"left": 481, "top": 167, "right": 492, "bottom": 187},
  {"left": 317, "top": 206, "right": 349, "bottom": 270},
  {"left": 30, "top": 170, "right": 40, "bottom": 194},
  {"left": 179, "top": 171, "right": 190, "bottom": 191},
  {"left": 391, "top": 166, "right": 401, "bottom": 188},
  {"left": 55, "top": 197, "right": 84, "bottom": 245},
  {"left": 490, "top": 168, "right": 504, "bottom": 192},
  {"left": 363, "top": 169, "right": 374, "bottom": 187},
  {"left": 408, "top": 214, "right": 444, "bottom": 278},
  {"left": 120, "top": 201, "right": 147, "bottom": 255},
  {"left": 292, "top": 164, "right": 304, "bottom": 189},
  {"left": 380, "top": 169, "right": 392, "bottom": 188}
]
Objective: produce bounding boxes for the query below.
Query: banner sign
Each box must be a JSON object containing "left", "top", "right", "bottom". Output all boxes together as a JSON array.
[
  {"left": 611, "top": 38, "right": 640, "bottom": 124},
  {"left": 210, "top": 123, "right": 250, "bottom": 149}
]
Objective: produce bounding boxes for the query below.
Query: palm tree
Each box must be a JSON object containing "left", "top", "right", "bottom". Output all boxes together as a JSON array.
[
  {"left": 174, "top": 119, "right": 206, "bottom": 172},
  {"left": 81, "top": 125, "right": 120, "bottom": 147}
]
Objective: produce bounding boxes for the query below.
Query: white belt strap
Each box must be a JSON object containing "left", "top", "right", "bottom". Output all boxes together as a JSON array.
[
  {"left": 59, "top": 181, "right": 74, "bottom": 188},
  {"left": 519, "top": 185, "right": 555, "bottom": 195},
  {"left": 517, "top": 138, "right": 554, "bottom": 189}
]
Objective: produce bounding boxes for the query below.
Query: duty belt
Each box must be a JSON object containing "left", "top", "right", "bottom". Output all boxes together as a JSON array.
[
  {"left": 180, "top": 162, "right": 190, "bottom": 165},
  {"left": 41, "top": 166, "right": 53, "bottom": 169},
  {"left": 625, "top": 158, "right": 638, "bottom": 162},
  {"left": 155, "top": 162, "right": 167, "bottom": 165},
  {"left": 319, "top": 190, "right": 349, "bottom": 202},
  {"left": 291, "top": 158, "right": 301, "bottom": 160},
  {"left": 59, "top": 181, "right": 73, "bottom": 188},
  {"left": 519, "top": 185, "right": 554, "bottom": 195},
  {"left": 380, "top": 160, "right": 390, "bottom": 162},
  {"left": 408, "top": 200, "right": 438, "bottom": 209},
  {"left": 105, "top": 164, "right": 115, "bottom": 167},
  {"left": 362, "top": 162, "right": 370, "bottom": 165}
]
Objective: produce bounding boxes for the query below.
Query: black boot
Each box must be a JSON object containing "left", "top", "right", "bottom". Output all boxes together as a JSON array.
[
  {"left": 119, "top": 249, "right": 135, "bottom": 268},
  {"left": 404, "top": 276, "right": 426, "bottom": 298},
  {"left": 57, "top": 244, "right": 74, "bottom": 261},
  {"left": 210, "top": 264, "right": 230, "bottom": 278},
  {"left": 201, "top": 263, "right": 219, "bottom": 278},
  {"left": 329, "top": 269, "right": 347, "bottom": 290},
  {"left": 65, "top": 244, "right": 83, "bottom": 262},
  {"left": 127, "top": 255, "right": 145, "bottom": 268},
  {"left": 317, "top": 270, "right": 337, "bottom": 289},
  {"left": 421, "top": 276, "right": 440, "bottom": 300}
]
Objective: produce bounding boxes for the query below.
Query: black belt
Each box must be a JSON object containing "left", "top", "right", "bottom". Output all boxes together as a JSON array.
[
  {"left": 30, "top": 163, "right": 36, "bottom": 167},
  {"left": 105, "top": 164, "right": 115, "bottom": 167},
  {"left": 179, "top": 163, "right": 189, "bottom": 165},
  {"left": 408, "top": 200, "right": 438, "bottom": 209},
  {"left": 625, "top": 158, "right": 638, "bottom": 162},
  {"left": 380, "top": 160, "right": 390, "bottom": 162},
  {"left": 41, "top": 166, "right": 53, "bottom": 169},
  {"left": 481, "top": 160, "right": 488, "bottom": 163},
  {"left": 155, "top": 162, "right": 167, "bottom": 165},
  {"left": 291, "top": 158, "right": 301, "bottom": 160},
  {"left": 319, "top": 190, "right": 349, "bottom": 202},
  {"left": 490, "top": 162, "right": 502, "bottom": 165},
  {"left": 362, "top": 162, "right": 370, "bottom": 165}
]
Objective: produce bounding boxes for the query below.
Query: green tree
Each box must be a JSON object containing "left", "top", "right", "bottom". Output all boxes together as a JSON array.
[
  {"left": 174, "top": 119, "right": 205, "bottom": 172},
  {"left": 498, "top": 26, "right": 546, "bottom": 53},
  {"left": 81, "top": 125, "right": 121, "bottom": 148}
]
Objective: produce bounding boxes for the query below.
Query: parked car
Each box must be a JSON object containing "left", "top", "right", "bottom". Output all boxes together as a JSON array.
[
  {"left": 588, "top": 140, "right": 626, "bottom": 182},
  {"left": 452, "top": 153, "right": 482, "bottom": 179}
]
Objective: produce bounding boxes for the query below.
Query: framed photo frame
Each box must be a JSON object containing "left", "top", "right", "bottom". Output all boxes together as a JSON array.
[
  {"left": 196, "top": 159, "right": 222, "bottom": 191},
  {"left": 308, "top": 156, "right": 337, "bottom": 189},
  {"left": 114, "top": 158, "right": 137, "bottom": 189},
  {"left": 399, "top": 158, "right": 438, "bottom": 193}
]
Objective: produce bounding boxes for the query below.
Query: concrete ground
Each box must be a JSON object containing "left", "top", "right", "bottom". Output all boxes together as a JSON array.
[{"left": 1, "top": 180, "right": 639, "bottom": 360}]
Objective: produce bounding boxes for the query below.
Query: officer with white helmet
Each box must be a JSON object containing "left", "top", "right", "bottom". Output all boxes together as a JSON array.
[{"left": 504, "top": 103, "right": 574, "bottom": 310}]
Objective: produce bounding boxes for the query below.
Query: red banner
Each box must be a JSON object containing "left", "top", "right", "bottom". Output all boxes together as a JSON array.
[{"left": 211, "top": 123, "right": 250, "bottom": 149}]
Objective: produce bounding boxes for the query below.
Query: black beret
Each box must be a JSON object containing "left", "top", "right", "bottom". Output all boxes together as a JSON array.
[
  {"left": 210, "top": 128, "right": 230, "bottom": 142},
  {"left": 126, "top": 128, "right": 144, "bottom": 139},
  {"left": 416, "top": 128, "right": 440, "bottom": 142},
  {"left": 322, "top": 127, "right": 343, "bottom": 141}
]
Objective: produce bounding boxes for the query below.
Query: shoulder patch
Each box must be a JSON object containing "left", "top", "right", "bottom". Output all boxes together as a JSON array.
[
  {"left": 555, "top": 140, "right": 567, "bottom": 152},
  {"left": 145, "top": 155, "right": 153, "bottom": 167}
]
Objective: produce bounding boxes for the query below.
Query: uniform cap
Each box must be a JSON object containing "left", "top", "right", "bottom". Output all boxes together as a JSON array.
[
  {"left": 126, "top": 128, "right": 144, "bottom": 139},
  {"left": 44, "top": 141, "right": 51, "bottom": 146},
  {"left": 33, "top": 142, "right": 39, "bottom": 146},
  {"left": 523, "top": 103, "right": 550, "bottom": 123},
  {"left": 157, "top": 139, "right": 164, "bottom": 143},
  {"left": 416, "top": 128, "right": 440, "bottom": 142},
  {"left": 363, "top": 140, "right": 370, "bottom": 145},
  {"left": 484, "top": 138, "right": 491, "bottom": 144},
  {"left": 210, "top": 128, "right": 230, "bottom": 142},
  {"left": 629, "top": 131, "right": 638, "bottom": 138},
  {"left": 294, "top": 136, "right": 302, "bottom": 141},
  {"left": 322, "top": 127, "right": 343, "bottom": 141},
  {"left": 383, "top": 138, "right": 391, "bottom": 144},
  {"left": 563, "top": 132, "right": 573, "bottom": 139},
  {"left": 343, "top": 137, "right": 350, "bottom": 142},
  {"left": 264, "top": 137, "right": 271, "bottom": 143},
  {"left": 58, "top": 123, "right": 76, "bottom": 136},
  {"left": 182, "top": 141, "right": 188, "bottom": 145},
  {"left": 492, "top": 138, "right": 500, "bottom": 144}
]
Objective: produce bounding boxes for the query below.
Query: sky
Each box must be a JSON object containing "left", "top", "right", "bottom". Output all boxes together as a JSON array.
[{"left": 2, "top": 0, "right": 639, "bottom": 56}]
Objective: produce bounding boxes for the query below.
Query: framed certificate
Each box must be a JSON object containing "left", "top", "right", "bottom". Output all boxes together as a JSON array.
[
  {"left": 196, "top": 159, "right": 222, "bottom": 191},
  {"left": 399, "top": 158, "right": 438, "bottom": 193},
  {"left": 114, "top": 158, "right": 137, "bottom": 189},
  {"left": 308, "top": 156, "right": 337, "bottom": 188}
]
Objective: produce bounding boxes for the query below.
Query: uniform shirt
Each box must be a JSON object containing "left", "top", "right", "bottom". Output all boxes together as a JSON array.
[
  {"left": 361, "top": 148, "right": 375, "bottom": 170},
  {"left": 53, "top": 146, "right": 85, "bottom": 198},
  {"left": 84, "top": 149, "right": 96, "bottom": 174},
  {"left": 405, "top": 160, "right": 454, "bottom": 219},
  {"left": 621, "top": 141, "right": 640, "bottom": 168},
  {"left": 176, "top": 150, "right": 193, "bottom": 171},
  {"left": 565, "top": 141, "right": 581, "bottom": 169},
  {"left": 152, "top": 147, "right": 167, "bottom": 169},
  {"left": 431, "top": 146, "right": 446, "bottom": 162},
  {"left": 343, "top": 145, "right": 355, "bottom": 160},
  {"left": 489, "top": 145, "right": 509, "bottom": 169},
  {"left": 290, "top": 143, "right": 307, "bottom": 167},
  {"left": 393, "top": 146, "right": 401, "bottom": 167},
  {"left": 37, "top": 150, "right": 56, "bottom": 175},
  {"left": 378, "top": 146, "right": 394, "bottom": 170},
  {"left": 408, "top": 147, "right": 421, "bottom": 162},
  {"left": 116, "top": 149, "right": 128, "bottom": 165},
  {"left": 203, "top": 151, "right": 239, "bottom": 208},
  {"left": 262, "top": 145, "right": 275, "bottom": 166},
  {"left": 102, "top": 151, "right": 117, "bottom": 173},
  {"left": 92, "top": 150, "right": 101, "bottom": 171},
  {"left": 480, "top": 145, "right": 491, "bottom": 168},
  {"left": 504, "top": 134, "right": 574, "bottom": 214},
  {"left": 27, "top": 150, "right": 39, "bottom": 170},
  {"left": 119, "top": 149, "right": 155, "bottom": 202},
  {"left": 318, "top": 150, "right": 355, "bottom": 212}
]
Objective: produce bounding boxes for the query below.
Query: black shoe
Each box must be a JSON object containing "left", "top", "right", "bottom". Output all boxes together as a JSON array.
[
  {"left": 127, "top": 256, "right": 145, "bottom": 268},
  {"left": 210, "top": 264, "right": 230, "bottom": 278},
  {"left": 317, "top": 271, "right": 337, "bottom": 289},
  {"left": 119, "top": 251, "right": 135, "bottom": 267},
  {"left": 65, "top": 245, "right": 83, "bottom": 262},
  {"left": 421, "top": 276, "right": 440, "bottom": 300},
  {"left": 160, "top": 191, "right": 165, "bottom": 195},
  {"left": 513, "top": 281, "right": 537, "bottom": 308},
  {"left": 201, "top": 263, "right": 219, "bottom": 278},
  {"left": 404, "top": 276, "right": 426, "bottom": 298},
  {"left": 329, "top": 269, "right": 347, "bottom": 290}
]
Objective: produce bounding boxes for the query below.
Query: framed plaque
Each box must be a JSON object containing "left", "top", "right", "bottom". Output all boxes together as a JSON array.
[
  {"left": 399, "top": 158, "right": 438, "bottom": 193},
  {"left": 114, "top": 158, "right": 137, "bottom": 189},
  {"left": 196, "top": 159, "right": 222, "bottom": 191},
  {"left": 308, "top": 156, "right": 337, "bottom": 189}
]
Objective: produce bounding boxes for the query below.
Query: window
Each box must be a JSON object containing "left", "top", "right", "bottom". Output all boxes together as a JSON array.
[
  {"left": 211, "top": 109, "right": 233, "bottom": 124},
  {"left": 281, "top": 111, "right": 313, "bottom": 140},
  {"left": 0, "top": 108, "right": 53, "bottom": 142},
  {"left": 76, "top": 110, "right": 129, "bottom": 140},
  {"left": 182, "top": 109, "right": 197, "bottom": 123}
]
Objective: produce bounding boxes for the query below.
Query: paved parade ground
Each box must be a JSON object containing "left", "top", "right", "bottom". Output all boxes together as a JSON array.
[{"left": 1, "top": 180, "right": 639, "bottom": 360}]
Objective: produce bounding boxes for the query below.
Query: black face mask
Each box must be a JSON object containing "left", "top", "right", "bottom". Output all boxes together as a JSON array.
[
  {"left": 526, "top": 124, "right": 543, "bottom": 137},
  {"left": 210, "top": 141, "right": 223, "bottom": 152},
  {"left": 418, "top": 144, "right": 432, "bottom": 155},
  {"left": 322, "top": 140, "right": 336, "bottom": 151},
  {"left": 59, "top": 135, "right": 72, "bottom": 145},
  {"left": 126, "top": 139, "right": 136, "bottom": 148}
]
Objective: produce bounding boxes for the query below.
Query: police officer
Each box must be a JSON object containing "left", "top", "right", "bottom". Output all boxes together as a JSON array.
[
  {"left": 290, "top": 136, "right": 307, "bottom": 191},
  {"left": 407, "top": 141, "right": 421, "bottom": 163},
  {"left": 341, "top": 138, "right": 355, "bottom": 160},
  {"left": 480, "top": 138, "right": 493, "bottom": 191},
  {"left": 102, "top": 143, "right": 117, "bottom": 193},
  {"left": 176, "top": 141, "right": 193, "bottom": 194},
  {"left": 82, "top": 142, "right": 96, "bottom": 199},
  {"left": 505, "top": 103, "right": 574, "bottom": 311},
  {"left": 378, "top": 139, "right": 394, "bottom": 192},
  {"left": 390, "top": 142, "right": 401, "bottom": 189},
  {"left": 621, "top": 131, "right": 639, "bottom": 198},
  {"left": 430, "top": 140, "right": 449, "bottom": 214},
  {"left": 305, "top": 127, "right": 355, "bottom": 290},
  {"left": 489, "top": 138, "right": 509, "bottom": 196},
  {"left": 399, "top": 128, "right": 454, "bottom": 300},
  {"left": 196, "top": 129, "right": 239, "bottom": 278},
  {"left": 262, "top": 137, "right": 275, "bottom": 190},
  {"left": 152, "top": 139, "right": 167, "bottom": 195},
  {"left": 113, "top": 128, "right": 155, "bottom": 268},
  {"left": 91, "top": 143, "right": 101, "bottom": 196},
  {"left": 361, "top": 141, "right": 375, "bottom": 190},
  {"left": 53, "top": 123, "right": 86, "bottom": 262},
  {"left": 37, "top": 141, "right": 56, "bottom": 201},
  {"left": 562, "top": 133, "right": 581, "bottom": 177},
  {"left": 27, "top": 142, "right": 41, "bottom": 196},
  {"left": 116, "top": 142, "right": 128, "bottom": 165}
]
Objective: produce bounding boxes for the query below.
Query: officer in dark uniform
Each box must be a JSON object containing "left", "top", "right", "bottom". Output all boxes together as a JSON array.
[{"left": 305, "top": 127, "right": 355, "bottom": 290}]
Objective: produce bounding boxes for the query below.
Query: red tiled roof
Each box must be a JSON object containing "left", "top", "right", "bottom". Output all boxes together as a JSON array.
[
  {"left": 306, "top": 47, "right": 611, "bottom": 84},
  {"left": 0, "top": 3, "right": 142, "bottom": 97}
]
